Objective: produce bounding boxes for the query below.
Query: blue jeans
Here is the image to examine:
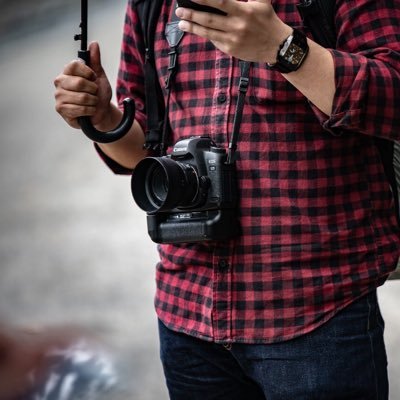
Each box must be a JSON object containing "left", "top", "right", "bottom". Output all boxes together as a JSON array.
[{"left": 158, "top": 290, "right": 388, "bottom": 400}]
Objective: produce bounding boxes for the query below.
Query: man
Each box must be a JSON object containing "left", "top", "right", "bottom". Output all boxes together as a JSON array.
[{"left": 54, "top": 0, "right": 400, "bottom": 398}]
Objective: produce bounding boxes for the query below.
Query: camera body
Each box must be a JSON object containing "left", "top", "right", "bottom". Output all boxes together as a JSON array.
[{"left": 131, "top": 136, "right": 240, "bottom": 243}]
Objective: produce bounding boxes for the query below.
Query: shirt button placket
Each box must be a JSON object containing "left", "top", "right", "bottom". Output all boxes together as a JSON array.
[
  {"left": 212, "top": 247, "right": 233, "bottom": 342},
  {"left": 212, "top": 53, "right": 232, "bottom": 145}
]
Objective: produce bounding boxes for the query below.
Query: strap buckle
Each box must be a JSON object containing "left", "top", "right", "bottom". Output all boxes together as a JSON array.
[{"left": 238, "top": 77, "right": 249, "bottom": 93}]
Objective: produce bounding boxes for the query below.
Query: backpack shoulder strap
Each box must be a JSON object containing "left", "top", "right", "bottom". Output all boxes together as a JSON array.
[
  {"left": 297, "top": 0, "right": 336, "bottom": 48},
  {"left": 133, "top": 0, "right": 165, "bottom": 152}
]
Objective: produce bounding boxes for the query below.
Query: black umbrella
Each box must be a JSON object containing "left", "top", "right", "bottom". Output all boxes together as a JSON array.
[{"left": 74, "top": 0, "right": 135, "bottom": 143}]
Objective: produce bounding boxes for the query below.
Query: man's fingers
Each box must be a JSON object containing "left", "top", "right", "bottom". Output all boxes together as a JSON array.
[
  {"left": 62, "top": 60, "right": 97, "bottom": 82},
  {"left": 55, "top": 75, "right": 98, "bottom": 95},
  {"left": 176, "top": 6, "right": 229, "bottom": 40},
  {"left": 55, "top": 88, "right": 98, "bottom": 107},
  {"left": 176, "top": 0, "right": 247, "bottom": 36},
  {"left": 88, "top": 42, "right": 105, "bottom": 76},
  {"left": 177, "top": 7, "right": 226, "bottom": 30},
  {"left": 184, "top": 0, "right": 234, "bottom": 15},
  {"left": 55, "top": 102, "right": 97, "bottom": 121},
  {"left": 65, "top": 117, "right": 81, "bottom": 129},
  {"left": 54, "top": 86, "right": 99, "bottom": 122},
  {"left": 178, "top": 18, "right": 225, "bottom": 42}
]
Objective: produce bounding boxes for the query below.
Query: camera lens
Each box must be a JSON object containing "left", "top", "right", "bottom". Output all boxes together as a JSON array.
[
  {"left": 131, "top": 157, "right": 199, "bottom": 213},
  {"left": 147, "top": 163, "right": 169, "bottom": 207}
]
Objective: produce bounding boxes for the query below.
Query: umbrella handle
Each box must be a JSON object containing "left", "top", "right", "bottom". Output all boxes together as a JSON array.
[
  {"left": 77, "top": 98, "right": 135, "bottom": 144},
  {"left": 74, "top": 2, "right": 135, "bottom": 143}
]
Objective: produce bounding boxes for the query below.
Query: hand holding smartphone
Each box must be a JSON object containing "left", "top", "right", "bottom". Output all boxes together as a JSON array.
[{"left": 177, "top": 0, "right": 227, "bottom": 15}]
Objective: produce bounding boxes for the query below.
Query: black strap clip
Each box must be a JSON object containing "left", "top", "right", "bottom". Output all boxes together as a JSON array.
[
  {"left": 165, "top": 48, "right": 178, "bottom": 89},
  {"left": 239, "top": 77, "right": 249, "bottom": 93}
]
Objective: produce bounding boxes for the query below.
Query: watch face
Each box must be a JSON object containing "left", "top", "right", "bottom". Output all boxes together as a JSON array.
[
  {"left": 281, "top": 41, "right": 306, "bottom": 66},
  {"left": 284, "top": 43, "right": 304, "bottom": 65},
  {"left": 271, "top": 29, "right": 309, "bottom": 73}
]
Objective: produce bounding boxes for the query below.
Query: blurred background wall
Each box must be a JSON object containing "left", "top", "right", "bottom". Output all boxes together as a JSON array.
[
  {"left": 0, "top": 1, "right": 167, "bottom": 398},
  {"left": 0, "top": 1, "right": 398, "bottom": 399}
]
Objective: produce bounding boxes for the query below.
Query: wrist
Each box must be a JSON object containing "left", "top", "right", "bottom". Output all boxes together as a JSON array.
[
  {"left": 93, "top": 103, "right": 123, "bottom": 132},
  {"left": 264, "top": 21, "right": 293, "bottom": 64}
]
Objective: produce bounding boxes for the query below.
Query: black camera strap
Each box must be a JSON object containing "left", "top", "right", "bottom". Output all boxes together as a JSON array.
[
  {"left": 163, "top": 1, "right": 251, "bottom": 161},
  {"left": 227, "top": 60, "right": 250, "bottom": 165},
  {"left": 161, "top": 3, "right": 185, "bottom": 155}
]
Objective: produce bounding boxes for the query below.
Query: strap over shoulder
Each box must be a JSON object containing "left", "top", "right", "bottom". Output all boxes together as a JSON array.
[
  {"left": 133, "top": 0, "right": 166, "bottom": 152},
  {"left": 297, "top": 0, "right": 336, "bottom": 48}
]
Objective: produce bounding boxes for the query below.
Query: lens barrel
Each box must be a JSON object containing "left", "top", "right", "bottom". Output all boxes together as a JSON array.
[{"left": 131, "top": 157, "right": 199, "bottom": 214}]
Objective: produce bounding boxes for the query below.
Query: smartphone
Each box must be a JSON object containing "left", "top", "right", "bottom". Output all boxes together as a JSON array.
[{"left": 177, "top": 0, "right": 227, "bottom": 15}]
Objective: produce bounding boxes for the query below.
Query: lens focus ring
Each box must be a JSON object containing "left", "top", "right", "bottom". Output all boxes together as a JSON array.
[{"left": 131, "top": 157, "right": 199, "bottom": 214}]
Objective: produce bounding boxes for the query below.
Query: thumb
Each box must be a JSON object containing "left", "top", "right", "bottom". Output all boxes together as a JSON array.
[{"left": 88, "top": 41, "right": 105, "bottom": 76}]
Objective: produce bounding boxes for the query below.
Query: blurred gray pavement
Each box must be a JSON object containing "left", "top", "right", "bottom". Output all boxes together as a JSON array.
[{"left": 0, "top": 1, "right": 398, "bottom": 399}]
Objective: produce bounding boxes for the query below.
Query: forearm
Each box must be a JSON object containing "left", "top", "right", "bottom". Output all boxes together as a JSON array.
[
  {"left": 95, "top": 103, "right": 148, "bottom": 170},
  {"left": 282, "top": 39, "right": 335, "bottom": 117}
]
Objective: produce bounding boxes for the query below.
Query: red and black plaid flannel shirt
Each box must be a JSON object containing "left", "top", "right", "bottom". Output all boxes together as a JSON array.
[{"left": 100, "top": 0, "right": 400, "bottom": 343}]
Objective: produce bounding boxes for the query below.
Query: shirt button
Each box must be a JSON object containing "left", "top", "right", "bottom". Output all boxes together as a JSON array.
[
  {"left": 217, "top": 94, "right": 227, "bottom": 104},
  {"left": 220, "top": 59, "right": 229, "bottom": 68},
  {"left": 218, "top": 259, "right": 229, "bottom": 271}
]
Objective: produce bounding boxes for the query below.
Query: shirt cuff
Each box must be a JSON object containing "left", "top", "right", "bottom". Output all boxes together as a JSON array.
[
  {"left": 308, "top": 49, "right": 364, "bottom": 136},
  {"left": 94, "top": 143, "right": 133, "bottom": 175}
]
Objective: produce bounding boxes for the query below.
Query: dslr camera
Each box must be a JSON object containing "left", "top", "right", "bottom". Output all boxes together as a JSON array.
[{"left": 131, "top": 136, "right": 240, "bottom": 243}]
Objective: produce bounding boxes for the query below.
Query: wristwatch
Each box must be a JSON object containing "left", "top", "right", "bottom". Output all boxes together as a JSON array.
[{"left": 268, "top": 28, "right": 309, "bottom": 73}]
